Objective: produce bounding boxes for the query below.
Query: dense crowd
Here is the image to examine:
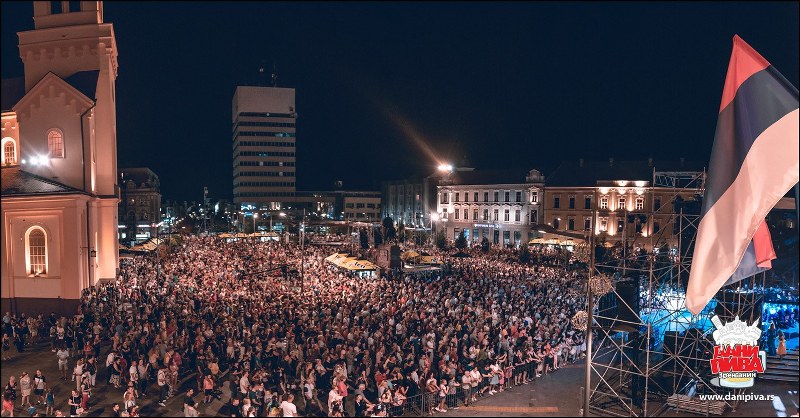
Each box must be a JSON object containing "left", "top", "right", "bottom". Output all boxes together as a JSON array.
[{"left": 3, "top": 236, "right": 589, "bottom": 417}]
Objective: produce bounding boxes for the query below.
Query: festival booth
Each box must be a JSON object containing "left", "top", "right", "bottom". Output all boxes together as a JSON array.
[
  {"left": 127, "top": 237, "right": 165, "bottom": 252},
  {"left": 529, "top": 238, "right": 577, "bottom": 251},
  {"left": 401, "top": 251, "right": 442, "bottom": 276},
  {"left": 325, "top": 252, "right": 378, "bottom": 278}
]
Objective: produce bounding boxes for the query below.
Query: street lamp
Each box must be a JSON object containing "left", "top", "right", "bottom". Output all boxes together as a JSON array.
[
  {"left": 430, "top": 212, "right": 440, "bottom": 245},
  {"left": 253, "top": 213, "right": 259, "bottom": 234},
  {"left": 437, "top": 163, "right": 453, "bottom": 173}
]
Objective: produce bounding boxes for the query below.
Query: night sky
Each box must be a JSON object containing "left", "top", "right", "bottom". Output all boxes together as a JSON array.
[{"left": 2, "top": 2, "right": 798, "bottom": 202}]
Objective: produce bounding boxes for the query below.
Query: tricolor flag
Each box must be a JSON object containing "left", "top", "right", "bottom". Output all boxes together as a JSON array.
[{"left": 686, "top": 35, "right": 799, "bottom": 315}]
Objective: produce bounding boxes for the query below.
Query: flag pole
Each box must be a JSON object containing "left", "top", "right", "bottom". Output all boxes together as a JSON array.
[{"left": 584, "top": 194, "right": 596, "bottom": 417}]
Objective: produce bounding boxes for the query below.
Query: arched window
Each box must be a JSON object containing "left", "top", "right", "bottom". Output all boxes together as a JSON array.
[
  {"left": 47, "top": 129, "right": 64, "bottom": 158},
  {"left": 1, "top": 138, "right": 16, "bottom": 165},
  {"left": 25, "top": 227, "right": 48, "bottom": 276}
]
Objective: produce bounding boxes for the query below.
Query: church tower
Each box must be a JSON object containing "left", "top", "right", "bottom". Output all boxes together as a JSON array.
[
  {"left": 17, "top": 1, "right": 120, "bottom": 283},
  {"left": 1, "top": 1, "right": 120, "bottom": 315}
]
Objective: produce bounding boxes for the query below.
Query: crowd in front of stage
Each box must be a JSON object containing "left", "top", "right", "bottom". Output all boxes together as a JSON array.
[{"left": 3, "top": 235, "right": 589, "bottom": 417}]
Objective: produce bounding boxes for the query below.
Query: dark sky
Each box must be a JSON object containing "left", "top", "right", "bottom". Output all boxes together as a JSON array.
[{"left": 2, "top": 2, "right": 798, "bottom": 202}]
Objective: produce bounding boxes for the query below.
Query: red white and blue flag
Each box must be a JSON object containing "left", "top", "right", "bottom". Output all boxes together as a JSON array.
[{"left": 686, "top": 35, "right": 799, "bottom": 315}]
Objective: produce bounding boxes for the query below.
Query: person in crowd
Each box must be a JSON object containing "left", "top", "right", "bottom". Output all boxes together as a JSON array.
[{"left": 0, "top": 235, "right": 595, "bottom": 417}]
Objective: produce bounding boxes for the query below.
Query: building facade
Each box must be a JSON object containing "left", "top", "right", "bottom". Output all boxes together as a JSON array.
[
  {"left": 436, "top": 169, "right": 545, "bottom": 246},
  {"left": 232, "top": 86, "right": 297, "bottom": 210},
  {"left": 543, "top": 159, "right": 705, "bottom": 251},
  {"left": 118, "top": 167, "right": 161, "bottom": 245},
  {"left": 381, "top": 179, "right": 424, "bottom": 226},
  {"left": 1, "top": 1, "right": 120, "bottom": 315},
  {"left": 341, "top": 191, "right": 381, "bottom": 222}
]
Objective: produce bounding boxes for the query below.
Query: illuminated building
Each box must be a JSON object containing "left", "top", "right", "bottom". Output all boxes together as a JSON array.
[
  {"left": 232, "top": 86, "right": 297, "bottom": 210},
  {"left": 436, "top": 169, "right": 545, "bottom": 246},
  {"left": 1, "top": 1, "right": 120, "bottom": 315}
]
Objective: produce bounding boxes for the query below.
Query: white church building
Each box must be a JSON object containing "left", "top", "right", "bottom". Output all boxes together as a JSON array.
[{"left": 1, "top": 1, "right": 120, "bottom": 316}]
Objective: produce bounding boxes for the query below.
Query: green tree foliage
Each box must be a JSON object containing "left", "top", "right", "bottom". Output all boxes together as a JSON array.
[
  {"left": 519, "top": 244, "right": 531, "bottom": 264},
  {"left": 454, "top": 230, "right": 467, "bottom": 250},
  {"left": 435, "top": 230, "right": 447, "bottom": 250}
]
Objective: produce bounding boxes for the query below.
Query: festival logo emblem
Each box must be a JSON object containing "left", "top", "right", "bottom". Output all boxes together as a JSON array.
[{"left": 709, "top": 315, "right": 766, "bottom": 388}]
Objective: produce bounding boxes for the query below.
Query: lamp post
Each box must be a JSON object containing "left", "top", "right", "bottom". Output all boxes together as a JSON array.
[
  {"left": 300, "top": 208, "right": 306, "bottom": 295},
  {"left": 430, "top": 212, "right": 440, "bottom": 246}
]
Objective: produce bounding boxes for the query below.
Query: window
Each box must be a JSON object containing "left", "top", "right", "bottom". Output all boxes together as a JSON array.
[
  {"left": 464, "top": 192, "right": 469, "bottom": 202},
  {"left": 618, "top": 219, "right": 625, "bottom": 233},
  {"left": 531, "top": 192, "right": 538, "bottom": 204},
  {"left": 654, "top": 197, "right": 662, "bottom": 211},
  {"left": 440, "top": 192, "right": 449, "bottom": 204},
  {"left": 530, "top": 210, "right": 538, "bottom": 224},
  {"left": 516, "top": 191, "right": 522, "bottom": 202},
  {"left": 504, "top": 192, "right": 510, "bottom": 202},
  {"left": 2, "top": 139, "right": 16, "bottom": 165},
  {"left": 569, "top": 195, "right": 575, "bottom": 209},
  {"left": 494, "top": 209, "right": 499, "bottom": 221},
  {"left": 585, "top": 196, "right": 592, "bottom": 209},
  {"left": 484, "top": 192, "right": 489, "bottom": 202},
  {"left": 584, "top": 217, "right": 592, "bottom": 231},
  {"left": 442, "top": 208, "right": 448, "bottom": 219},
  {"left": 68, "top": 1, "right": 81, "bottom": 12},
  {"left": 553, "top": 218, "right": 560, "bottom": 229},
  {"left": 494, "top": 191, "right": 499, "bottom": 202},
  {"left": 50, "top": 1, "right": 62, "bottom": 13},
  {"left": 47, "top": 129, "right": 64, "bottom": 158},
  {"left": 600, "top": 217, "right": 608, "bottom": 232},
  {"left": 504, "top": 209, "right": 510, "bottom": 222},
  {"left": 356, "top": 203, "right": 365, "bottom": 208},
  {"left": 483, "top": 209, "right": 489, "bottom": 221},
  {"left": 600, "top": 196, "right": 608, "bottom": 210},
  {"left": 553, "top": 195, "right": 560, "bottom": 209},
  {"left": 635, "top": 197, "right": 644, "bottom": 211},
  {"left": 617, "top": 197, "right": 626, "bottom": 211},
  {"left": 26, "top": 227, "right": 47, "bottom": 276},
  {"left": 473, "top": 209, "right": 478, "bottom": 220},
  {"left": 474, "top": 192, "right": 479, "bottom": 202},
  {"left": 455, "top": 210, "right": 459, "bottom": 220},
  {"left": 515, "top": 210, "right": 521, "bottom": 222},
  {"left": 463, "top": 209, "right": 468, "bottom": 220},
  {"left": 454, "top": 193, "right": 459, "bottom": 203},
  {"left": 568, "top": 218, "right": 575, "bottom": 231}
]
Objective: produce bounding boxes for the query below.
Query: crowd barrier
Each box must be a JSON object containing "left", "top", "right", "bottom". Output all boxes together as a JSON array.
[{"left": 354, "top": 355, "right": 578, "bottom": 417}]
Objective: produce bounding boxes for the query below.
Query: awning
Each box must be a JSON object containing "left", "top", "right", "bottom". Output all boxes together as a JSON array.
[
  {"left": 400, "top": 250, "right": 420, "bottom": 261},
  {"left": 325, "top": 252, "right": 377, "bottom": 271}
]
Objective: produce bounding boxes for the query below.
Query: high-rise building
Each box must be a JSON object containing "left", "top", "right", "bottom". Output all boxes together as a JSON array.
[{"left": 232, "top": 86, "right": 297, "bottom": 210}]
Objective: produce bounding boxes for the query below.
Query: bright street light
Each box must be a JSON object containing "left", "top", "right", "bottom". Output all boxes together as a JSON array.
[
  {"left": 437, "top": 164, "right": 453, "bottom": 172},
  {"left": 430, "top": 213, "right": 440, "bottom": 221}
]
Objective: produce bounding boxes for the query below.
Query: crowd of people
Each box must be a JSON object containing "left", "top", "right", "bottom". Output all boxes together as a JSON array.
[{"left": 2, "top": 235, "right": 590, "bottom": 417}]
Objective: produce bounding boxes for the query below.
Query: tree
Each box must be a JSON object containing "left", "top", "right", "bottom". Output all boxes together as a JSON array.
[
  {"left": 454, "top": 230, "right": 467, "bottom": 251},
  {"left": 519, "top": 244, "right": 531, "bottom": 264},
  {"left": 374, "top": 226, "right": 384, "bottom": 245},
  {"left": 435, "top": 230, "right": 447, "bottom": 250},
  {"left": 359, "top": 228, "right": 369, "bottom": 249},
  {"left": 481, "top": 237, "right": 490, "bottom": 253}
]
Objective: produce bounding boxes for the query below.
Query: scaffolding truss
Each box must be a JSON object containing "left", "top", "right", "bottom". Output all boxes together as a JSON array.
[{"left": 585, "top": 170, "right": 766, "bottom": 417}]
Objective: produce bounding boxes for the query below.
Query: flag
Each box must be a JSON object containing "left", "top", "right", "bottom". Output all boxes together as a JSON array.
[{"left": 686, "top": 35, "right": 799, "bottom": 315}]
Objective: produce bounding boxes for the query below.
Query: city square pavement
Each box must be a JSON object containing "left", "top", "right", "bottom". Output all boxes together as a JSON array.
[{"left": 3, "top": 339, "right": 797, "bottom": 417}]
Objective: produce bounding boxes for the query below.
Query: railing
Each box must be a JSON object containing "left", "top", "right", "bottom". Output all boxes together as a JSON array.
[{"left": 360, "top": 357, "right": 567, "bottom": 417}]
